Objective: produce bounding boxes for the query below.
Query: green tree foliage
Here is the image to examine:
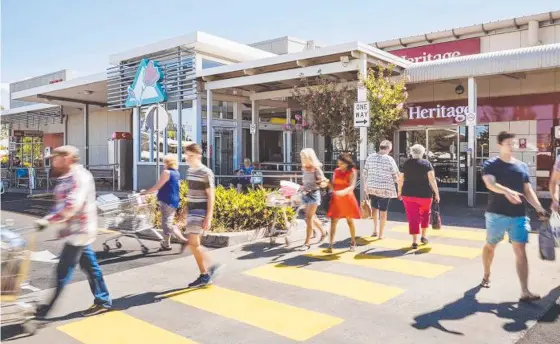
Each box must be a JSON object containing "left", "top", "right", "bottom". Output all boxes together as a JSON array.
[{"left": 363, "top": 65, "right": 409, "bottom": 147}]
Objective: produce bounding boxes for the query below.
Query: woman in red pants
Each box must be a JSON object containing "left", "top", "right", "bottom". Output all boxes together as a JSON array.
[
  {"left": 327, "top": 153, "right": 361, "bottom": 252},
  {"left": 398, "top": 144, "right": 440, "bottom": 249}
]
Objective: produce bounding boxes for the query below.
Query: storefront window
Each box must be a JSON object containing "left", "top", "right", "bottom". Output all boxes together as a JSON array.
[
  {"left": 139, "top": 107, "right": 153, "bottom": 162},
  {"left": 180, "top": 101, "right": 195, "bottom": 162},
  {"left": 165, "top": 103, "right": 179, "bottom": 156},
  {"left": 139, "top": 102, "right": 185, "bottom": 163},
  {"left": 201, "top": 100, "right": 234, "bottom": 120}
]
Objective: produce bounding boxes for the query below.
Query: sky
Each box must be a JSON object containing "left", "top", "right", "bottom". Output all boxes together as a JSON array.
[{"left": 1, "top": 0, "right": 558, "bottom": 109}]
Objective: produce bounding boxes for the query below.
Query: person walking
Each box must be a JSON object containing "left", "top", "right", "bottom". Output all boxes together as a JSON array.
[
  {"left": 300, "top": 148, "right": 328, "bottom": 250},
  {"left": 34, "top": 146, "right": 112, "bottom": 319},
  {"left": 481, "top": 131, "right": 546, "bottom": 301},
  {"left": 141, "top": 154, "right": 187, "bottom": 250},
  {"left": 326, "top": 153, "right": 361, "bottom": 252},
  {"left": 398, "top": 144, "right": 440, "bottom": 249},
  {"left": 363, "top": 140, "right": 400, "bottom": 239},
  {"left": 184, "top": 143, "right": 222, "bottom": 288}
]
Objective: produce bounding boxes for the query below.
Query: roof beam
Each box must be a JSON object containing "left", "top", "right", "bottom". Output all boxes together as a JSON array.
[
  {"left": 243, "top": 68, "right": 257, "bottom": 76},
  {"left": 37, "top": 94, "right": 108, "bottom": 108},
  {"left": 207, "top": 59, "right": 360, "bottom": 91},
  {"left": 250, "top": 81, "right": 359, "bottom": 101}
]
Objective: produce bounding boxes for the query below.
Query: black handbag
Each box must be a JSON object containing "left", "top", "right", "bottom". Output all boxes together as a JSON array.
[{"left": 431, "top": 201, "right": 442, "bottom": 230}]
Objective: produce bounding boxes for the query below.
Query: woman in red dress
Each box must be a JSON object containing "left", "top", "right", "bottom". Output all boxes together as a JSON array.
[{"left": 327, "top": 153, "right": 361, "bottom": 252}]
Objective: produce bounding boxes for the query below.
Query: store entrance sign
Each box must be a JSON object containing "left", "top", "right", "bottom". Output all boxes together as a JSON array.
[
  {"left": 353, "top": 101, "right": 370, "bottom": 128},
  {"left": 465, "top": 111, "right": 477, "bottom": 126},
  {"left": 408, "top": 105, "right": 469, "bottom": 123},
  {"left": 390, "top": 38, "right": 480, "bottom": 63},
  {"left": 125, "top": 59, "right": 167, "bottom": 108}
]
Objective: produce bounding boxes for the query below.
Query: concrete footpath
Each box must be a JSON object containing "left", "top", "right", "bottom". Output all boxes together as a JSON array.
[{"left": 4, "top": 219, "right": 560, "bottom": 344}]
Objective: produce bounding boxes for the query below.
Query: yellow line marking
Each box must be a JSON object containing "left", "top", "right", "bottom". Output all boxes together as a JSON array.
[
  {"left": 98, "top": 228, "right": 117, "bottom": 234},
  {"left": 167, "top": 285, "right": 343, "bottom": 342},
  {"left": 391, "top": 226, "right": 486, "bottom": 242},
  {"left": 358, "top": 237, "right": 481, "bottom": 259},
  {"left": 306, "top": 249, "right": 452, "bottom": 278},
  {"left": 244, "top": 264, "right": 404, "bottom": 304},
  {"left": 58, "top": 311, "right": 198, "bottom": 344}
]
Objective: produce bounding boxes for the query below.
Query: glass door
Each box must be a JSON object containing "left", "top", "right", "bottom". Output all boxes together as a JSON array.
[
  {"left": 213, "top": 127, "right": 235, "bottom": 177},
  {"left": 397, "top": 130, "right": 426, "bottom": 168},
  {"left": 427, "top": 128, "right": 459, "bottom": 191}
]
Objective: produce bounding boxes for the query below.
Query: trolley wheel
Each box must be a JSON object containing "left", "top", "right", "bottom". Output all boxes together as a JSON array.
[
  {"left": 22, "top": 319, "right": 39, "bottom": 335},
  {"left": 115, "top": 241, "right": 122, "bottom": 249},
  {"left": 102, "top": 243, "right": 110, "bottom": 252},
  {"left": 141, "top": 246, "right": 149, "bottom": 255}
]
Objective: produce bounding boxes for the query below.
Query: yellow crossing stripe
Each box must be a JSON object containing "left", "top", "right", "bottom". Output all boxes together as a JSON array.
[
  {"left": 244, "top": 264, "right": 404, "bottom": 304},
  {"left": 58, "top": 311, "right": 198, "bottom": 344},
  {"left": 306, "top": 249, "right": 452, "bottom": 278},
  {"left": 359, "top": 237, "right": 481, "bottom": 259},
  {"left": 167, "top": 286, "right": 343, "bottom": 342},
  {"left": 391, "top": 226, "right": 486, "bottom": 242}
]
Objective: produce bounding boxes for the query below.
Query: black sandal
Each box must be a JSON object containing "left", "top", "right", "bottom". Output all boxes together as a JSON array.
[
  {"left": 480, "top": 278, "right": 491, "bottom": 288},
  {"left": 411, "top": 243, "right": 418, "bottom": 249},
  {"left": 519, "top": 294, "right": 541, "bottom": 303}
]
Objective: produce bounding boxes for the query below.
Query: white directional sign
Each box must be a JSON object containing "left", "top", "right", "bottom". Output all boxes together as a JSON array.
[
  {"left": 353, "top": 101, "right": 370, "bottom": 128},
  {"left": 466, "top": 112, "right": 477, "bottom": 126}
]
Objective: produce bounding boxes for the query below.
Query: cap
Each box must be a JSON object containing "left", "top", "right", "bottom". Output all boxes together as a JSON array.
[{"left": 45, "top": 145, "right": 80, "bottom": 159}]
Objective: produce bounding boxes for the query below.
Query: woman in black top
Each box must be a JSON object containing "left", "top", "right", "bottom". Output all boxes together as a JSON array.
[{"left": 398, "top": 144, "right": 440, "bottom": 249}]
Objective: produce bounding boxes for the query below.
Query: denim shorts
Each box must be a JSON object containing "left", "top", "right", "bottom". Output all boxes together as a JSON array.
[
  {"left": 302, "top": 190, "right": 321, "bottom": 206},
  {"left": 485, "top": 212, "right": 530, "bottom": 245},
  {"left": 369, "top": 195, "right": 391, "bottom": 211}
]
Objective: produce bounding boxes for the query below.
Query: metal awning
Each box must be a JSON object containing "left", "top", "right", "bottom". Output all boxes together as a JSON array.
[
  {"left": 0, "top": 104, "right": 63, "bottom": 126},
  {"left": 406, "top": 43, "right": 560, "bottom": 83}
]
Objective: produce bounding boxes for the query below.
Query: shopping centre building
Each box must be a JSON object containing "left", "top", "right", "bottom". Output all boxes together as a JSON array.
[{"left": 2, "top": 11, "right": 560, "bottom": 202}]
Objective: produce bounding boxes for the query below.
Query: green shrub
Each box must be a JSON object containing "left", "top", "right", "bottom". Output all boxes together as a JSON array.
[{"left": 146, "top": 181, "right": 295, "bottom": 233}]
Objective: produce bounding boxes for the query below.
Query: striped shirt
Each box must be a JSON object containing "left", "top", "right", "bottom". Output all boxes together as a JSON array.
[
  {"left": 363, "top": 153, "right": 400, "bottom": 198},
  {"left": 45, "top": 164, "right": 97, "bottom": 246},
  {"left": 186, "top": 164, "right": 215, "bottom": 212}
]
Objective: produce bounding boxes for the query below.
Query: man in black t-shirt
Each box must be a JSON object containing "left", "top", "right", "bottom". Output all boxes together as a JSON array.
[{"left": 481, "top": 131, "right": 546, "bottom": 302}]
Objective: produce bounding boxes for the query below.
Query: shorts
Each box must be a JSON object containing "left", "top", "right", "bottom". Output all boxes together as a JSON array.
[
  {"left": 485, "top": 212, "right": 530, "bottom": 245},
  {"left": 185, "top": 208, "right": 207, "bottom": 235},
  {"left": 369, "top": 195, "right": 391, "bottom": 211},
  {"left": 302, "top": 190, "right": 321, "bottom": 206}
]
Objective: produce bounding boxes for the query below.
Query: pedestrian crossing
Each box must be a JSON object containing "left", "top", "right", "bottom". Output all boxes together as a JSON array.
[{"left": 53, "top": 225, "right": 486, "bottom": 343}]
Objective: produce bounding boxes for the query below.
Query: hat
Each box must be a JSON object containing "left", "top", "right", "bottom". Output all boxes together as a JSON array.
[{"left": 45, "top": 145, "right": 80, "bottom": 159}]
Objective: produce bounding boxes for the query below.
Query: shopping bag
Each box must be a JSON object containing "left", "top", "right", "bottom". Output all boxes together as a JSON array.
[
  {"left": 538, "top": 219, "right": 556, "bottom": 261},
  {"left": 431, "top": 201, "right": 442, "bottom": 230},
  {"left": 361, "top": 200, "right": 372, "bottom": 219},
  {"left": 549, "top": 211, "right": 560, "bottom": 248}
]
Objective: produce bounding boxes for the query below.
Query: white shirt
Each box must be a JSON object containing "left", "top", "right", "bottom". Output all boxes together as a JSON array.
[{"left": 363, "top": 153, "right": 400, "bottom": 198}]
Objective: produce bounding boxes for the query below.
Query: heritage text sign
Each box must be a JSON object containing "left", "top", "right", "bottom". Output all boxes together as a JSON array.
[{"left": 389, "top": 38, "right": 480, "bottom": 63}]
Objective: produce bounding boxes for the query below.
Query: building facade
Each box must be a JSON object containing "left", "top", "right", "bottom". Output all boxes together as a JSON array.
[{"left": 2, "top": 11, "right": 559, "bottom": 200}]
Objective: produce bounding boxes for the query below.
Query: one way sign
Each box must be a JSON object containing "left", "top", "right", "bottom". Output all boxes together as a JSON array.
[{"left": 353, "top": 101, "right": 370, "bottom": 128}]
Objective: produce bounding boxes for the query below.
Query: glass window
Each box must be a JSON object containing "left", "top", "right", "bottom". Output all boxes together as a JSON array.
[
  {"left": 165, "top": 103, "right": 179, "bottom": 156},
  {"left": 139, "top": 107, "right": 153, "bottom": 162},
  {"left": 201, "top": 99, "right": 234, "bottom": 119},
  {"left": 202, "top": 58, "right": 225, "bottom": 69},
  {"left": 180, "top": 101, "right": 195, "bottom": 162}
]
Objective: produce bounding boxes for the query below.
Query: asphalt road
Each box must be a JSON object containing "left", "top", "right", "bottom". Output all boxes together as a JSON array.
[{"left": 1, "top": 193, "right": 194, "bottom": 292}]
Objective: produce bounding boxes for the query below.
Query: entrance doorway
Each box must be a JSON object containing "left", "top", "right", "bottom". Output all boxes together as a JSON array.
[
  {"left": 398, "top": 125, "right": 490, "bottom": 193},
  {"left": 213, "top": 127, "right": 235, "bottom": 176}
]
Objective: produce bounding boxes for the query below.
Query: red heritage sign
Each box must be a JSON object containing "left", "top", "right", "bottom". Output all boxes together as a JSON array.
[{"left": 389, "top": 38, "right": 481, "bottom": 63}]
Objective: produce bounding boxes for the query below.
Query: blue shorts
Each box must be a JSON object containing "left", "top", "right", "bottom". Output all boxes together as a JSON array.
[
  {"left": 485, "top": 212, "right": 530, "bottom": 245},
  {"left": 302, "top": 190, "right": 321, "bottom": 206},
  {"left": 370, "top": 195, "right": 391, "bottom": 211}
]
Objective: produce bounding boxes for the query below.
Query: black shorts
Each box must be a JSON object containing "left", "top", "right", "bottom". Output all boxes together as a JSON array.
[{"left": 370, "top": 195, "right": 391, "bottom": 211}]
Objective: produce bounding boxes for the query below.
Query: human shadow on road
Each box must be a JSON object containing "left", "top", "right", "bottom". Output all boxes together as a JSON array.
[
  {"left": 235, "top": 241, "right": 296, "bottom": 262},
  {"left": 411, "top": 285, "right": 560, "bottom": 336}
]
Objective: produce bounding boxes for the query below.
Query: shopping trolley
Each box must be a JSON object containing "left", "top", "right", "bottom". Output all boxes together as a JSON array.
[
  {"left": 97, "top": 193, "right": 163, "bottom": 255},
  {"left": 264, "top": 181, "right": 305, "bottom": 246},
  {"left": 1, "top": 221, "right": 40, "bottom": 335}
]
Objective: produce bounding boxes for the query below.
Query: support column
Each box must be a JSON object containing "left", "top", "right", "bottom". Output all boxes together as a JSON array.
[
  {"left": 285, "top": 108, "right": 292, "bottom": 171},
  {"left": 358, "top": 53, "right": 368, "bottom": 202},
  {"left": 467, "top": 77, "right": 477, "bottom": 208},
  {"left": 234, "top": 102, "right": 242, "bottom": 169},
  {"left": 132, "top": 107, "right": 139, "bottom": 191},
  {"left": 206, "top": 89, "right": 213, "bottom": 170},
  {"left": 251, "top": 100, "right": 259, "bottom": 163},
  {"left": 83, "top": 104, "right": 89, "bottom": 166}
]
